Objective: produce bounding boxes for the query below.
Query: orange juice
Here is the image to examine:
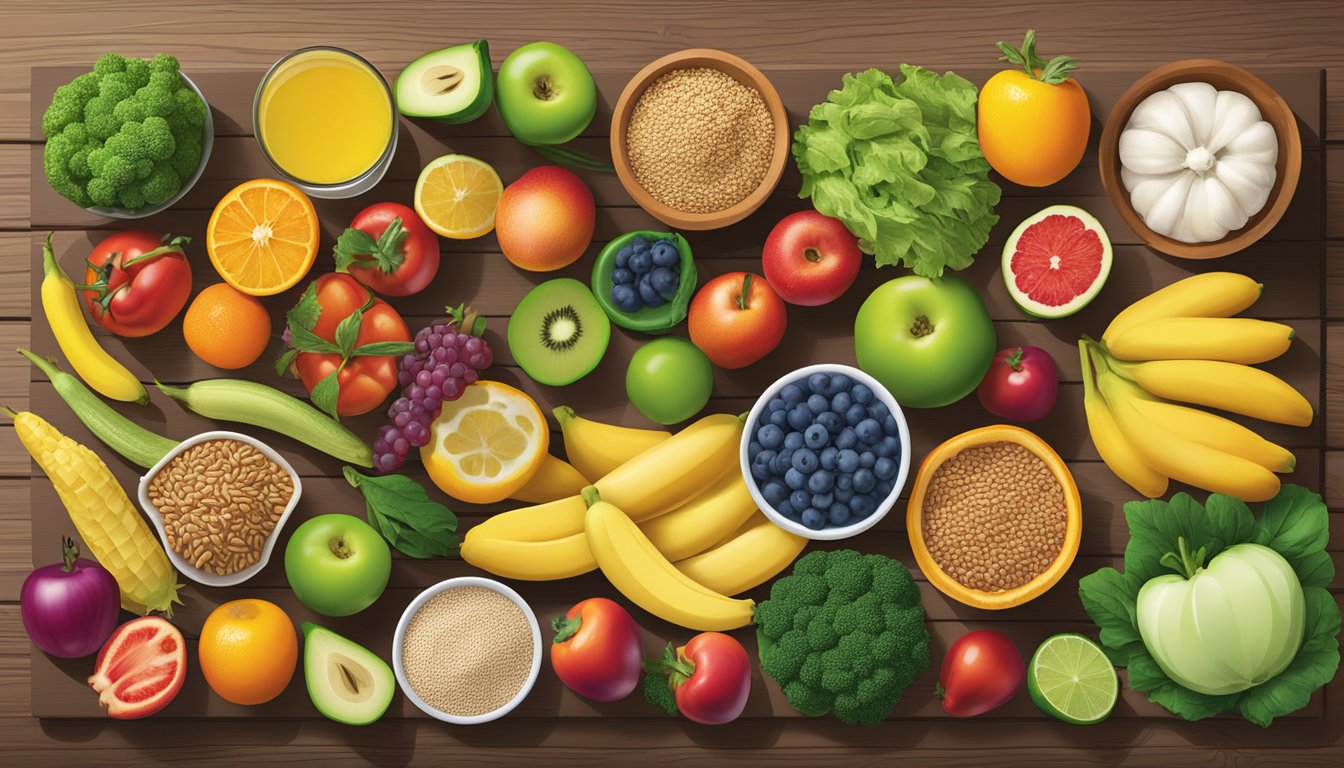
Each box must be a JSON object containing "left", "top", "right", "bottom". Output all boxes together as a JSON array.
[{"left": 257, "top": 48, "right": 393, "bottom": 185}]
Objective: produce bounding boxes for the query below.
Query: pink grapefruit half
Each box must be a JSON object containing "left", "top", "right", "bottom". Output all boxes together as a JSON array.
[{"left": 1002, "top": 205, "right": 1113, "bottom": 318}]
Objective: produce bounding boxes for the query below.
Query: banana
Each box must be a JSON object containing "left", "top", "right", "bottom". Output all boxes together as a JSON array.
[
  {"left": 555, "top": 405, "right": 670, "bottom": 480},
  {"left": 1106, "top": 318, "right": 1294, "bottom": 364},
  {"left": 674, "top": 513, "right": 807, "bottom": 596},
  {"left": 40, "top": 233, "right": 147, "bottom": 404},
  {"left": 593, "top": 412, "right": 744, "bottom": 522},
  {"left": 460, "top": 531, "right": 595, "bottom": 580},
  {"left": 1081, "top": 343, "right": 1168, "bottom": 498},
  {"left": 584, "top": 488, "right": 754, "bottom": 631},
  {"left": 1102, "top": 272, "right": 1262, "bottom": 342},
  {"left": 510, "top": 454, "right": 589, "bottom": 503},
  {"left": 1128, "top": 397, "right": 1295, "bottom": 473},
  {"left": 1098, "top": 370, "right": 1280, "bottom": 501},
  {"left": 1114, "top": 358, "right": 1313, "bottom": 427},
  {"left": 464, "top": 494, "right": 587, "bottom": 542},
  {"left": 638, "top": 468, "right": 758, "bottom": 562}
]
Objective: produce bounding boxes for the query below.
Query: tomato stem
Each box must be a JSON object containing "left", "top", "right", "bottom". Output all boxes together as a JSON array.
[
  {"left": 1160, "top": 536, "right": 1208, "bottom": 580},
  {"left": 644, "top": 642, "right": 695, "bottom": 689},
  {"left": 1008, "top": 347, "right": 1025, "bottom": 371},
  {"left": 737, "top": 273, "right": 754, "bottom": 311},
  {"left": 551, "top": 614, "right": 582, "bottom": 644}
]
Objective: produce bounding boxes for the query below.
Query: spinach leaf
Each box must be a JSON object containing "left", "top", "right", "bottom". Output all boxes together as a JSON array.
[{"left": 343, "top": 467, "right": 459, "bottom": 558}]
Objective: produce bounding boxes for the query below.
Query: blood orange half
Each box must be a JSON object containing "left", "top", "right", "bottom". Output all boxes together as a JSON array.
[
  {"left": 1002, "top": 205, "right": 1113, "bottom": 318},
  {"left": 87, "top": 616, "right": 186, "bottom": 719}
]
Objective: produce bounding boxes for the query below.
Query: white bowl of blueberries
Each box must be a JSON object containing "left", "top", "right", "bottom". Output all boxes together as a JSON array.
[{"left": 741, "top": 364, "right": 911, "bottom": 540}]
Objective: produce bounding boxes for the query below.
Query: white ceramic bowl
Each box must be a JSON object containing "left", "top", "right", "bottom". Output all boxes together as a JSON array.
[
  {"left": 741, "top": 364, "right": 912, "bottom": 540},
  {"left": 392, "top": 577, "right": 543, "bottom": 725},
  {"left": 137, "top": 430, "right": 302, "bottom": 587},
  {"left": 85, "top": 72, "right": 215, "bottom": 219}
]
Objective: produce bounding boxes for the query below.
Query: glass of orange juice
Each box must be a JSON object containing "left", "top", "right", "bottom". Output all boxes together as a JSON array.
[{"left": 254, "top": 47, "right": 397, "bottom": 198}]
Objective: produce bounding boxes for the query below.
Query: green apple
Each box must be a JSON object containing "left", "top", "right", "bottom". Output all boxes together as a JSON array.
[
  {"left": 854, "top": 274, "right": 996, "bottom": 408},
  {"left": 496, "top": 42, "right": 596, "bottom": 145},
  {"left": 285, "top": 514, "right": 391, "bottom": 617}
]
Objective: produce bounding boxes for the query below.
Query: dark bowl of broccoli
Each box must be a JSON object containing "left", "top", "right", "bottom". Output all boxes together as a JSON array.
[{"left": 42, "top": 53, "right": 214, "bottom": 219}]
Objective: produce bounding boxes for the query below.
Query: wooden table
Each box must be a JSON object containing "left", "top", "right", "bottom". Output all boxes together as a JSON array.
[{"left": 4, "top": 2, "right": 1344, "bottom": 764}]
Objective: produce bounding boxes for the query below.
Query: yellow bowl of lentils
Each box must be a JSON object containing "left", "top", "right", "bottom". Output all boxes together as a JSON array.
[
  {"left": 137, "top": 430, "right": 301, "bottom": 588},
  {"left": 612, "top": 48, "right": 790, "bottom": 230}
]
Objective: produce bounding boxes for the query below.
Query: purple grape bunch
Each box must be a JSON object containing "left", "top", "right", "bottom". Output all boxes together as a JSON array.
[{"left": 373, "top": 308, "right": 493, "bottom": 473}]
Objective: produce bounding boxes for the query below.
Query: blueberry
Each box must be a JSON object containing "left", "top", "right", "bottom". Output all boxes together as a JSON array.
[
  {"left": 615, "top": 244, "right": 633, "bottom": 269},
  {"left": 844, "top": 403, "right": 867, "bottom": 426},
  {"left": 749, "top": 460, "right": 770, "bottom": 481},
  {"left": 829, "top": 373, "right": 851, "bottom": 393},
  {"left": 748, "top": 440, "right": 762, "bottom": 460},
  {"left": 804, "top": 424, "right": 829, "bottom": 449},
  {"left": 874, "top": 456, "right": 897, "bottom": 480},
  {"left": 780, "top": 383, "right": 804, "bottom": 405},
  {"left": 837, "top": 449, "right": 860, "bottom": 474},
  {"left": 651, "top": 239, "right": 680, "bottom": 267},
  {"left": 790, "top": 489, "right": 811, "bottom": 511},
  {"left": 629, "top": 249, "right": 653, "bottom": 274},
  {"left": 883, "top": 414, "right": 899, "bottom": 435},
  {"left": 801, "top": 508, "right": 826, "bottom": 530},
  {"left": 849, "top": 493, "right": 877, "bottom": 519},
  {"left": 762, "top": 481, "right": 787, "bottom": 507},
  {"left": 807, "top": 373, "right": 830, "bottom": 395},
  {"left": 807, "top": 394, "right": 829, "bottom": 415},
  {"left": 867, "top": 402, "right": 890, "bottom": 422},
  {"left": 876, "top": 479, "right": 894, "bottom": 499},
  {"left": 773, "top": 450, "right": 795, "bottom": 475},
  {"left": 650, "top": 267, "right": 680, "bottom": 300},
  {"left": 835, "top": 427, "right": 858, "bottom": 450},
  {"left": 755, "top": 449, "right": 777, "bottom": 473},
  {"left": 833, "top": 486, "right": 854, "bottom": 504},
  {"left": 766, "top": 397, "right": 786, "bottom": 414},
  {"left": 859, "top": 451, "right": 876, "bottom": 469},
  {"left": 851, "top": 382, "right": 873, "bottom": 404},
  {"left": 828, "top": 505, "right": 851, "bottom": 526},
  {"left": 830, "top": 391, "right": 852, "bottom": 414},
  {"left": 787, "top": 404, "right": 813, "bottom": 431},
  {"left": 836, "top": 474, "right": 853, "bottom": 492},
  {"left": 611, "top": 284, "right": 642, "bottom": 312},
  {"left": 856, "top": 418, "right": 882, "bottom": 445},
  {"left": 785, "top": 468, "right": 807, "bottom": 490},
  {"left": 792, "top": 448, "right": 818, "bottom": 474},
  {"left": 811, "top": 491, "right": 833, "bottom": 509},
  {"left": 815, "top": 411, "right": 843, "bottom": 435},
  {"left": 853, "top": 468, "right": 876, "bottom": 493},
  {"left": 784, "top": 431, "right": 805, "bottom": 451},
  {"left": 807, "top": 470, "right": 834, "bottom": 494},
  {"left": 611, "top": 267, "right": 635, "bottom": 285},
  {"left": 757, "top": 424, "right": 785, "bottom": 450},
  {"left": 775, "top": 500, "right": 796, "bottom": 518},
  {"left": 877, "top": 435, "right": 901, "bottom": 458},
  {"left": 637, "top": 275, "right": 666, "bottom": 307},
  {"left": 820, "top": 446, "right": 839, "bottom": 471},
  {"left": 769, "top": 409, "right": 789, "bottom": 427},
  {"left": 631, "top": 236, "right": 651, "bottom": 254}
]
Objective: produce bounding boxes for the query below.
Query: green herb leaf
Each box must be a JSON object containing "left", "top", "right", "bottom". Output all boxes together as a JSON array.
[
  {"left": 333, "top": 307, "right": 364, "bottom": 358},
  {"left": 310, "top": 367, "right": 343, "bottom": 420},
  {"left": 343, "top": 467, "right": 459, "bottom": 559},
  {"left": 274, "top": 348, "right": 299, "bottom": 378},
  {"left": 351, "top": 340, "right": 416, "bottom": 357},
  {"left": 332, "top": 227, "right": 379, "bottom": 271},
  {"left": 289, "top": 325, "right": 342, "bottom": 355},
  {"left": 286, "top": 282, "right": 323, "bottom": 331},
  {"left": 1253, "top": 484, "right": 1329, "bottom": 563},
  {"left": 1076, "top": 567, "right": 1142, "bottom": 659},
  {"left": 1236, "top": 587, "right": 1341, "bottom": 727}
]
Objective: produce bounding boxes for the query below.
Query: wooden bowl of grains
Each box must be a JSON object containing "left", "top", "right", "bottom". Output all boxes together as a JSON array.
[
  {"left": 138, "top": 431, "right": 301, "bottom": 588},
  {"left": 612, "top": 49, "right": 789, "bottom": 230},
  {"left": 905, "top": 426, "right": 1082, "bottom": 610},
  {"left": 393, "top": 577, "right": 543, "bottom": 724}
]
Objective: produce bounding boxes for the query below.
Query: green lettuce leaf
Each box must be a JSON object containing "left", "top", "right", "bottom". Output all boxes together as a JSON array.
[{"left": 792, "top": 65, "right": 1000, "bottom": 278}]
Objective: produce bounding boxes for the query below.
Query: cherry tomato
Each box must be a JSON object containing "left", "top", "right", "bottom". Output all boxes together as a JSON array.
[
  {"left": 550, "top": 597, "right": 643, "bottom": 702},
  {"left": 938, "top": 629, "right": 1024, "bottom": 717},
  {"left": 977, "top": 346, "right": 1060, "bottom": 422},
  {"left": 335, "top": 202, "right": 440, "bottom": 297},
  {"left": 687, "top": 272, "right": 787, "bottom": 369},
  {"left": 292, "top": 274, "right": 411, "bottom": 417},
  {"left": 649, "top": 632, "right": 751, "bottom": 724},
  {"left": 80, "top": 230, "right": 192, "bottom": 337}
]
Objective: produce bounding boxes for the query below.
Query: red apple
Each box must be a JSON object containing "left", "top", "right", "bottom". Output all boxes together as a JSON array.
[
  {"left": 761, "top": 210, "right": 862, "bottom": 306},
  {"left": 688, "top": 272, "right": 787, "bottom": 369},
  {"left": 495, "top": 166, "right": 595, "bottom": 272}
]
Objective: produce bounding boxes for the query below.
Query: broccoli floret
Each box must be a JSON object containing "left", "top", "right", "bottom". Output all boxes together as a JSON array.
[
  {"left": 92, "top": 53, "right": 126, "bottom": 76},
  {"left": 755, "top": 549, "right": 931, "bottom": 727},
  {"left": 124, "top": 57, "right": 151, "bottom": 89},
  {"left": 641, "top": 671, "right": 678, "bottom": 716},
  {"left": 141, "top": 165, "right": 180, "bottom": 205},
  {"left": 170, "top": 135, "right": 202, "bottom": 178},
  {"left": 149, "top": 53, "right": 179, "bottom": 74}
]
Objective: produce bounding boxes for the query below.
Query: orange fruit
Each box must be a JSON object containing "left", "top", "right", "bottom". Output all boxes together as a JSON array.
[
  {"left": 198, "top": 599, "right": 297, "bottom": 705},
  {"left": 421, "top": 381, "right": 548, "bottom": 504},
  {"left": 183, "top": 283, "right": 272, "bottom": 369},
  {"left": 413, "top": 154, "right": 503, "bottom": 239},
  {"left": 206, "top": 179, "right": 319, "bottom": 295}
]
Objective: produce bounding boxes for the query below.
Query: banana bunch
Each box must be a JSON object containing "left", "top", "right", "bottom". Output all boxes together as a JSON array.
[
  {"left": 462, "top": 409, "right": 807, "bottom": 630},
  {"left": 1082, "top": 272, "right": 1311, "bottom": 502}
]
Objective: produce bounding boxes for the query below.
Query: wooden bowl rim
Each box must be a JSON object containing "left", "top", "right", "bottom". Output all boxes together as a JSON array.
[
  {"left": 610, "top": 48, "right": 790, "bottom": 231},
  {"left": 1098, "top": 58, "right": 1302, "bottom": 259}
]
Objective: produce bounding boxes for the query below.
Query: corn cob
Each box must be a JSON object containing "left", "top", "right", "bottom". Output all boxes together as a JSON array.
[{"left": 8, "top": 408, "right": 181, "bottom": 615}]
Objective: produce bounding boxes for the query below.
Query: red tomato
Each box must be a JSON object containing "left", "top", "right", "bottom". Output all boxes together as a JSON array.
[
  {"left": 335, "top": 202, "right": 441, "bottom": 296},
  {"left": 80, "top": 230, "right": 192, "bottom": 337},
  {"left": 87, "top": 616, "right": 186, "bottom": 719},
  {"left": 550, "top": 597, "right": 644, "bottom": 702},
  {"left": 687, "top": 272, "right": 787, "bottom": 369},
  {"left": 293, "top": 274, "right": 411, "bottom": 416},
  {"left": 761, "top": 210, "right": 862, "bottom": 306},
  {"left": 977, "top": 346, "right": 1060, "bottom": 422},
  {"left": 649, "top": 632, "right": 751, "bottom": 725},
  {"left": 938, "top": 629, "right": 1024, "bottom": 717}
]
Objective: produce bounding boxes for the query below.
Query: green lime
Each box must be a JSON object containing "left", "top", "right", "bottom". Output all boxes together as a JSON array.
[
  {"left": 625, "top": 337, "right": 713, "bottom": 425},
  {"left": 1027, "top": 633, "right": 1118, "bottom": 725}
]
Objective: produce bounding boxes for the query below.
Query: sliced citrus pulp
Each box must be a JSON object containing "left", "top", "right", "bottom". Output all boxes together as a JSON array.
[
  {"left": 421, "top": 380, "right": 548, "bottom": 504},
  {"left": 1002, "top": 204, "right": 1113, "bottom": 318},
  {"left": 206, "top": 179, "right": 319, "bottom": 296},
  {"left": 1026, "top": 633, "right": 1118, "bottom": 725},
  {"left": 414, "top": 154, "right": 503, "bottom": 239}
]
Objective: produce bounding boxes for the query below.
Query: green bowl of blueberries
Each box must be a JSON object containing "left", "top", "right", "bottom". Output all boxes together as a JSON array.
[{"left": 591, "top": 231, "right": 696, "bottom": 333}]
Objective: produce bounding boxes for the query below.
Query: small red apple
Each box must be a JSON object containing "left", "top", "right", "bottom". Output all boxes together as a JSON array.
[
  {"left": 688, "top": 272, "right": 787, "bottom": 369},
  {"left": 761, "top": 210, "right": 862, "bottom": 306}
]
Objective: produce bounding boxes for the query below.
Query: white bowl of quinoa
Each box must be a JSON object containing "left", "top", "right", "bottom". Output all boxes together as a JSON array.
[
  {"left": 612, "top": 49, "right": 789, "bottom": 230},
  {"left": 392, "top": 577, "right": 543, "bottom": 724}
]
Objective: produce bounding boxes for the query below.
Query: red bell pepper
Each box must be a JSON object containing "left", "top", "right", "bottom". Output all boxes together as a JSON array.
[{"left": 646, "top": 632, "right": 750, "bottom": 724}]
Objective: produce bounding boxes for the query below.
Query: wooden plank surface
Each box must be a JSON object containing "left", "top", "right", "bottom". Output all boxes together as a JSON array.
[{"left": 4, "top": 1, "right": 1343, "bottom": 764}]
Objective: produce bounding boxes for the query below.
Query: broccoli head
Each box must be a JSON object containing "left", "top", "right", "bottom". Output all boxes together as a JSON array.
[
  {"left": 41, "top": 52, "right": 206, "bottom": 211},
  {"left": 755, "top": 549, "right": 930, "bottom": 727}
]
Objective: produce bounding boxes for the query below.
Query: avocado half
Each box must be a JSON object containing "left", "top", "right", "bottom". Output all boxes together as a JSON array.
[
  {"left": 395, "top": 40, "right": 493, "bottom": 124},
  {"left": 302, "top": 622, "right": 395, "bottom": 725}
]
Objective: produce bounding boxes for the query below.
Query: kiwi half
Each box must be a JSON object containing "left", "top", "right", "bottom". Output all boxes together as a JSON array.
[{"left": 508, "top": 278, "right": 611, "bottom": 386}]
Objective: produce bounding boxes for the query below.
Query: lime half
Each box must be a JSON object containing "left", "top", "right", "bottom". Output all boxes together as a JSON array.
[{"left": 1027, "top": 633, "right": 1118, "bottom": 725}]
